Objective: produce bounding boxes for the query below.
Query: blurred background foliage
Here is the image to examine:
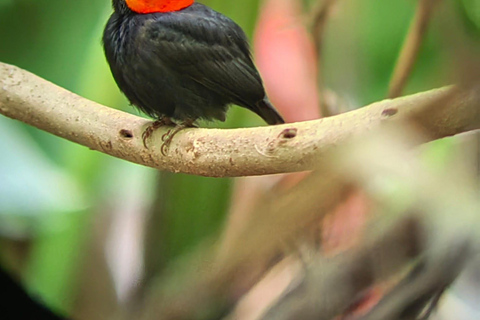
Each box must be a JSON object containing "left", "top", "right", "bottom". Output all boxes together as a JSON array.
[{"left": 0, "top": 0, "right": 478, "bottom": 317}]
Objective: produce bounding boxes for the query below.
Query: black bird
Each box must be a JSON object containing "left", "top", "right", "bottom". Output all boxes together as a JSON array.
[{"left": 103, "top": 0, "right": 285, "bottom": 150}]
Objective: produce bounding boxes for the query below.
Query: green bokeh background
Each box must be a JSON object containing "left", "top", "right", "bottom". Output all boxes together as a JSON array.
[{"left": 0, "top": 0, "right": 477, "bottom": 316}]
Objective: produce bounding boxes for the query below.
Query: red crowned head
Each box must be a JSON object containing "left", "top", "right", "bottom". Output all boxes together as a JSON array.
[{"left": 125, "top": 0, "right": 194, "bottom": 13}]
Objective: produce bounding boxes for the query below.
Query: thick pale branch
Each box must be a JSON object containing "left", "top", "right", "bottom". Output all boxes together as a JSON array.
[{"left": 0, "top": 62, "right": 479, "bottom": 177}]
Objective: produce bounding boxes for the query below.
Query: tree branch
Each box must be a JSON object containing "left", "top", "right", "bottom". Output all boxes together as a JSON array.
[
  {"left": 0, "top": 62, "right": 479, "bottom": 177},
  {"left": 388, "top": 0, "right": 439, "bottom": 98},
  {"left": 310, "top": 0, "right": 339, "bottom": 116}
]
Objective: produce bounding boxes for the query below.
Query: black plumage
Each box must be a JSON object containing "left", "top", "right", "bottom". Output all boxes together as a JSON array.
[{"left": 103, "top": 1, "right": 285, "bottom": 126}]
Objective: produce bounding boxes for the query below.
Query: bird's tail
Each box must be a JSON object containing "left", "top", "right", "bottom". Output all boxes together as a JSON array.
[{"left": 254, "top": 98, "right": 285, "bottom": 125}]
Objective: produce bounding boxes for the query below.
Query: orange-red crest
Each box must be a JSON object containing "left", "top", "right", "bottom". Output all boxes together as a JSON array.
[{"left": 125, "top": 0, "right": 194, "bottom": 13}]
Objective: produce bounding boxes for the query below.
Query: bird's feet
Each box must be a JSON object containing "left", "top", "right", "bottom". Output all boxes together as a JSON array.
[
  {"left": 160, "top": 119, "right": 197, "bottom": 156},
  {"left": 142, "top": 117, "right": 173, "bottom": 148}
]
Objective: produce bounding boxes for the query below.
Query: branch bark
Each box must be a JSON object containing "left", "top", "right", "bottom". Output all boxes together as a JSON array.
[{"left": 1, "top": 62, "right": 479, "bottom": 177}]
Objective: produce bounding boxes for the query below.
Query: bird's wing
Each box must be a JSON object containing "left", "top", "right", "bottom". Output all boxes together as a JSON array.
[{"left": 135, "top": 10, "right": 265, "bottom": 107}]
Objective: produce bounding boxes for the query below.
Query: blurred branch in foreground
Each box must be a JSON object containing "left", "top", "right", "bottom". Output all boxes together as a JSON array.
[
  {"left": 0, "top": 62, "right": 479, "bottom": 177},
  {"left": 131, "top": 82, "right": 480, "bottom": 320},
  {"left": 256, "top": 124, "right": 478, "bottom": 320}
]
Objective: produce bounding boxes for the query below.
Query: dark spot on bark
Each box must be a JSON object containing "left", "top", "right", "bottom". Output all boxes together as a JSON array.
[
  {"left": 120, "top": 129, "right": 134, "bottom": 138},
  {"left": 382, "top": 108, "right": 398, "bottom": 117},
  {"left": 279, "top": 128, "right": 298, "bottom": 139}
]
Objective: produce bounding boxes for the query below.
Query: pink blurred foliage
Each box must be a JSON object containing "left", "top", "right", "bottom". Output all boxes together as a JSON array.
[
  {"left": 337, "top": 286, "right": 386, "bottom": 320},
  {"left": 322, "top": 190, "right": 370, "bottom": 255},
  {"left": 254, "top": 0, "right": 321, "bottom": 122},
  {"left": 224, "top": 0, "right": 370, "bottom": 250}
]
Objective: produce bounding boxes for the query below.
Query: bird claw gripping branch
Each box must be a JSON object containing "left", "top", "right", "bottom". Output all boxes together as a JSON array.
[
  {"left": 141, "top": 117, "right": 173, "bottom": 149},
  {"left": 159, "top": 120, "right": 196, "bottom": 155}
]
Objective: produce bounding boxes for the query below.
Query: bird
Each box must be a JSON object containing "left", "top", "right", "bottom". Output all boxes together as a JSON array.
[{"left": 103, "top": 0, "right": 285, "bottom": 153}]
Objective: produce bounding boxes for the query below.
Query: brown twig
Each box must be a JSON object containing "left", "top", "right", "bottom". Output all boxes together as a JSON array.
[
  {"left": 388, "top": 0, "right": 440, "bottom": 98},
  {"left": 310, "top": 0, "right": 339, "bottom": 116}
]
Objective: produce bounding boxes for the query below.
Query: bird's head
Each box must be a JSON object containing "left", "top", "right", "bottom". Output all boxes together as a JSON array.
[{"left": 113, "top": 0, "right": 194, "bottom": 14}]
